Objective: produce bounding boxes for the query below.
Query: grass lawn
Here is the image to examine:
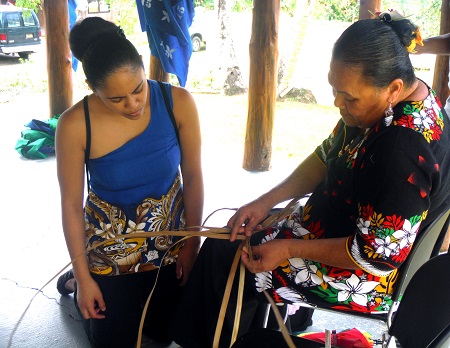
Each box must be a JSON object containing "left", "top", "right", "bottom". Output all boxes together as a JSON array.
[{"left": 193, "top": 92, "right": 341, "bottom": 172}]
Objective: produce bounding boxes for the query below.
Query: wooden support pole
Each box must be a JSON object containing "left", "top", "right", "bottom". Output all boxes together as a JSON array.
[
  {"left": 433, "top": 0, "right": 450, "bottom": 102},
  {"left": 243, "top": 0, "right": 280, "bottom": 172},
  {"left": 359, "top": 0, "right": 381, "bottom": 19},
  {"left": 149, "top": 55, "right": 169, "bottom": 82},
  {"left": 43, "top": 0, "right": 73, "bottom": 118}
]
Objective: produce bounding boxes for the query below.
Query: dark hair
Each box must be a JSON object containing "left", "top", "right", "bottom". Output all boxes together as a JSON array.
[
  {"left": 332, "top": 18, "right": 417, "bottom": 88},
  {"left": 69, "top": 17, "right": 144, "bottom": 91}
]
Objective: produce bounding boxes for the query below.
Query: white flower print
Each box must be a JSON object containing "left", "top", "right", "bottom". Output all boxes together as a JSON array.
[
  {"left": 413, "top": 109, "right": 434, "bottom": 130},
  {"left": 125, "top": 220, "right": 146, "bottom": 234},
  {"left": 176, "top": 5, "right": 185, "bottom": 19},
  {"left": 142, "top": 0, "right": 151, "bottom": 9},
  {"left": 357, "top": 217, "right": 371, "bottom": 235},
  {"left": 145, "top": 250, "right": 159, "bottom": 261},
  {"left": 164, "top": 44, "right": 176, "bottom": 59},
  {"left": 276, "top": 287, "right": 307, "bottom": 304},
  {"left": 328, "top": 274, "right": 379, "bottom": 306},
  {"left": 288, "top": 220, "right": 310, "bottom": 237},
  {"left": 322, "top": 274, "right": 335, "bottom": 283},
  {"left": 261, "top": 229, "right": 279, "bottom": 244},
  {"left": 374, "top": 235, "right": 399, "bottom": 257},
  {"left": 95, "top": 221, "right": 115, "bottom": 239},
  {"left": 161, "top": 10, "right": 170, "bottom": 23},
  {"left": 392, "top": 218, "right": 420, "bottom": 249},
  {"left": 290, "top": 258, "right": 323, "bottom": 285},
  {"left": 255, "top": 271, "right": 272, "bottom": 292}
]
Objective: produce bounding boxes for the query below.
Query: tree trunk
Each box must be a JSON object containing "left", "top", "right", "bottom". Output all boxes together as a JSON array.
[
  {"left": 215, "top": 0, "right": 246, "bottom": 95},
  {"left": 359, "top": 0, "right": 381, "bottom": 19},
  {"left": 149, "top": 55, "right": 169, "bottom": 82},
  {"left": 43, "top": 0, "right": 72, "bottom": 118},
  {"left": 433, "top": 0, "right": 450, "bottom": 102},
  {"left": 277, "top": 0, "right": 313, "bottom": 98},
  {"left": 242, "top": 1, "right": 280, "bottom": 172}
]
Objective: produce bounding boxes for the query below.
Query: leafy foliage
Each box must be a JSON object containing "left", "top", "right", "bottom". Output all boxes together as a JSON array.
[
  {"left": 15, "top": 0, "right": 41, "bottom": 12},
  {"left": 313, "top": 0, "right": 359, "bottom": 22},
  {"left": 311, "top": 0, "right": 441, "bottom": 38}
]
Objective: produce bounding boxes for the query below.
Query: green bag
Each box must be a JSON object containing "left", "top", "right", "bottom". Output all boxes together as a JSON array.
[{"left": 15, "top": 115, "right": 60, "bottom": 160}]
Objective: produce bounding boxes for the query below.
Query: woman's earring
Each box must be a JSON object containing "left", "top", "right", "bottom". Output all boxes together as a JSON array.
[{"left": 384, "top": 102, "right": 394, "bottom": 126}]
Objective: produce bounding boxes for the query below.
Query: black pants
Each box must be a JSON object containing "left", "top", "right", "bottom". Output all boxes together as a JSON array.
[
  {"left": 74, "top": 263, "right": 181, "bottom": 348},
  {"left": 171, "top": 238, "right": 260, "bottom": 348}
]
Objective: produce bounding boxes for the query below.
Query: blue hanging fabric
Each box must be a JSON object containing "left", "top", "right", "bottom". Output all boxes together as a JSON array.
[{"left": 136, "top": 0, "right": 195, "bottom": 87}]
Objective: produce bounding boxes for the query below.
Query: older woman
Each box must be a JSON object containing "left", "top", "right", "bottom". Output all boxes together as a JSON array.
[{"left": 172, "top": 11, "right": 450, "bottom": 348}]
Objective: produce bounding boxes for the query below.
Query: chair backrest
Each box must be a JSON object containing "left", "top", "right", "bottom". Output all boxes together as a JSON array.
[
  {"left": 428, "top": 322, "right": 450, "bottom": 348},
  {"left": 389, "top": 209, "right": 450, "bottom": 304},
  {"left": 387, "top": 252, "right": 450, "bottom": 347}
]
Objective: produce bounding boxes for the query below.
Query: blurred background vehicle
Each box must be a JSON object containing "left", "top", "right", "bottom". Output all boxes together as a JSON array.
[
  {"left": 0, "top": 4, "right": 41, "bottom": 59},
  {"left": 189, "top": 17, "right": 206, "bottom": 52}
]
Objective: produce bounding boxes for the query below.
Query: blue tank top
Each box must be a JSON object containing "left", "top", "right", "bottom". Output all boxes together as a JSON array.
[{"left": 88, "top": 80, "right": 181, "bottom": 218}]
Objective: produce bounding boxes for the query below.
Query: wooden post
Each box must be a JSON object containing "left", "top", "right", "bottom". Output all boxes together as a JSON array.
[
  {"left": 359, "top": 0, "right": 381, "bottom": 19},
  {"left": 433, "top": 0, "right": 450, "bottom": 102},
  {"left": 242, "top": 0, "right": 280, "bottom": 172},
  {"left": 43, "top": 0, "right": 72, "bottom": 118},
  {"left": 149, "top": 55, "right": 169, "bottom": 82}
]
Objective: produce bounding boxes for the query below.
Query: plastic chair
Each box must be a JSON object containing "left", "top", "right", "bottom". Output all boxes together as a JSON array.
[{"left": 384, "top": 251, "right": 450, "bottom": 347}]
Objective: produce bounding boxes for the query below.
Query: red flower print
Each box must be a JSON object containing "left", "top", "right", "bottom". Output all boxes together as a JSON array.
[
  {"left": 360, "top": 204, "right": 374, "bottom": 221},
  {"left": 384, "top": 214, "right": 404, "bottom": 231},
  {"left": 396, "top": 115, "right": 414, "bottom": 129},
  {"left": 430, "top": 123, "right": 442, "bottom": 140}
]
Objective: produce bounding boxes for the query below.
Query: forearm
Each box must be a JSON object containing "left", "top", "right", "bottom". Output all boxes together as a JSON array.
[
  {"left": 286, "top": 237, "right": 359, "bottom": 270},
  {"left": 61, "top": 205, "right": 92, "bottom": 283},
  {"left": 181, "top": 174, "right": 204, "bottom": 245},
  {"left": 415, "top": 34, "right": 450, "bottom": 55}
]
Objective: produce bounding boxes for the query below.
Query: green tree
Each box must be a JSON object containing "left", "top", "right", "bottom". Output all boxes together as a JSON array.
[
  {"left": 105, "top": 0, "right": 139, "bottom": 36},
  {"left": 15, "top": 0, "right": 41, "bottom": 12}
]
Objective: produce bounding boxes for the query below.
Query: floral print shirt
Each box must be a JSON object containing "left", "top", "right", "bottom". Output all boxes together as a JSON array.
[{"left": 254, "top": 87, "right": 450, "bottom": 313}]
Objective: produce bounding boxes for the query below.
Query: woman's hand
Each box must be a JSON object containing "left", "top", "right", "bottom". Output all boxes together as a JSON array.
[
  {"left": 176, "top": 236, "right": 200, "bottom": 285},
  {"left": 241, "top": 239, "right": 292, "bottom": 273},
  {"left": 76, "top": 276, "right": 106, "bottom": 320},
  {"left": 228, "top": 199, "right": 272, "bottom": 242}
]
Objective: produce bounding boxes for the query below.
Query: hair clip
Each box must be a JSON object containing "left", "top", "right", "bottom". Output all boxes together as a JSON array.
[
  {"left": 117, "top": 26, "right": 126, "bottom": 38},
  {"left": 369, "top": 8, "right": 410, "bottom": 22}
]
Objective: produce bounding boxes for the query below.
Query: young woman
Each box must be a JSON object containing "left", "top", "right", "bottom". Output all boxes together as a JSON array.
[{"left": 55, "top": 17, "right": 203, "bottom": 347}]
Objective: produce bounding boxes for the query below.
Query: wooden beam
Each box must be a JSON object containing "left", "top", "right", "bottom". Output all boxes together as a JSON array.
[
  {"left": 149, "top": 55, "right": 169, "bottom": 82},
  {"left": 433, "top": 0, "right": 450, "bottom": 102},
  {"left": 43, "top": 0, "right": 72, "bottom": 118},
  {"left": 243, "top": 0, "right": 280, "bottom": 172},
  {"left": 359, "top": 0, "right": 381, "bottom": 19}
]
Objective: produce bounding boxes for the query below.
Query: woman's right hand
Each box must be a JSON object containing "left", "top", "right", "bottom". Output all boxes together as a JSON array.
[
  {"left": 76, "top": 276, "right": 106, "bottom": 320},
  {"left": 228, "top": 198, "right": 272, "bottom": 242}
]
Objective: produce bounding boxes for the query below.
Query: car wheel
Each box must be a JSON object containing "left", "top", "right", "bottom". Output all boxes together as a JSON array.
[
  {"left": 192, "top": 36, "right": 202, "bottom": 52},
  {"left": 18, "top": 52, "right": 31, "bottom": 59}
]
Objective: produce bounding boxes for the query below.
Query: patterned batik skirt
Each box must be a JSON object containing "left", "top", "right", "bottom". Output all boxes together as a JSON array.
[{"left": 84, "top": 174, "right": 185, "bottom": 276}]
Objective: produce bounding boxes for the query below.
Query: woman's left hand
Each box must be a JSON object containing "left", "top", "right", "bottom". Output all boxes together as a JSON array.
[
  {"left": 241, "top": 239, "right": 292, "bottom": 273},
  {"left": 176, "top": 236, "right": 201, "bottom": 285}
]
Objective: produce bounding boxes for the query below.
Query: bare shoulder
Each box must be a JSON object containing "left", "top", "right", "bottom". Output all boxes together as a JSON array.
[
  {"left": 170, "top": 85, "right": 196, "bottom": 105},
  {"left": 59, "top": 99, "right": 85, "bottom": 127},
  {"left": 170, "top": 85, "right": 198, "bottom": 121},
  {"left": 56, "top": 98, "right": 87, "bottom": 144}
]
